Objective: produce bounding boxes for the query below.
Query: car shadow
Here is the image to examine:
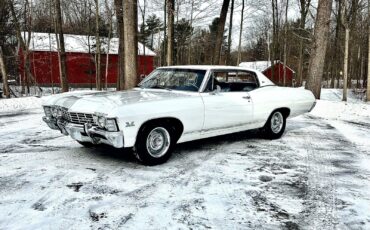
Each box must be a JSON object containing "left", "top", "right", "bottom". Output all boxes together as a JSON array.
[
  {"left": 84, "top": 144, "right": 138, "bottom": 164},
  {"left": 176, "top": 129, "right": 263, "bottom": 152},
  {"left": 83, "top": 129, "right": 263, "bottom": 165},
  {"left": 81, "top": 119, "right": 312, "bottom": 165}
]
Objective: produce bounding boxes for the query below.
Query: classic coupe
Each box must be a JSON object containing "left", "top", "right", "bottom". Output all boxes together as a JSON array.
[{"left": 42, "top": 66, "right": 316, "bottom": 165}]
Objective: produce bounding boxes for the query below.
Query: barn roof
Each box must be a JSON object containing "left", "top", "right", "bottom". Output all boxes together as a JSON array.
[
  {"left": 239, "top": 60, "right": 295, "bottom": 73},
  {"left": 22, "top": 32, "right": 156, "bottom": 56}
]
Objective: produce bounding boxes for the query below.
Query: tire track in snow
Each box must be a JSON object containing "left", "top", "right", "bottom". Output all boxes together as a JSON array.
[
  {"left": 300, "top": 129, "right": 338, "bottom": 229},
  {"left": 291, "top": 114, "right": 370, "bottom": 229}
]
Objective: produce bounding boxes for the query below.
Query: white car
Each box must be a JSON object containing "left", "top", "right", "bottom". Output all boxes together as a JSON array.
[{"left": 42, "top": 66, "right": 316, "bottom": 165}]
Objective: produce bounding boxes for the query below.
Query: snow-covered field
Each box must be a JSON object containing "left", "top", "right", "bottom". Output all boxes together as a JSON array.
[{"left": 0, "top": 89, "right": 369, "bottom": 229}]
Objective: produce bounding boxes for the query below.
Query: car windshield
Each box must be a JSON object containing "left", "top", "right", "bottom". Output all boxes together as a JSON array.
[{"left": 138, "top": 69, "right": 207, "bottom": 92}]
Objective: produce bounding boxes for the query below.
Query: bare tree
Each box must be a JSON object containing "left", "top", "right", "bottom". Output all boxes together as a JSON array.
[
  {"left": 367, "top": 0, "right": 370, "bottom": 101},
  {"left": 213, "top": 0, "right": 230, "bottom": 64},
  {"left": 237, "top": 0, "right": 245, "bottom": 64},
  {"left": 271, "top": 0, "right": 279, "bottom": 81},
  {"left": 226, "top": 0, "right": 234, "bottom": 65},
  {"left": 9, "top": 0, "right": 41, "bottom": 94},
  {"left": 0, "top": 46, "right": 10, "bottom": 98},
  {"left": 166, "top": 0, "right": 174, "bottom": 65},
  {"left": 114, "top": 0, "right": 125, "bottom": 90},
  {"left": 187, "top": 0, "right": 194, "bottom": 64},
  {"left": 104, "top": 0, "right": 113, "bottom": 90},
  {"left": 94, "top": 0, "right": 102, "bottom": 90},
  {"left": 139, "top": 0, "right": 147, "bottom": 74},
  {"left": 297, "top": 0, "right": 311, "bottom": 87},
  {"left": 163, "top": 0, "right": 167, "bottom": 66},
  {"left": 283, "top": 0, "right": 289, "bottom": 86},
  {"left": 123, "top": 0, "right": 138, "bottom": 89},
  {"left": 55, "top": 0, "right": 69, "bottom": 92},
  {"left": 341, "top": 0, "right": 350, "bottom": 101},
  {"left": 305, "top": 0, "right": 333, "bottom": 99},
  {"left": 24, "top": 0, "right": 31, "bottom": 94}
]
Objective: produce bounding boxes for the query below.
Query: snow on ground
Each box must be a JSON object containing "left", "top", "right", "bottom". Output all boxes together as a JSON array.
[
  {"left": 0, "top": 89, "right": 369, "bottom": 229},
  {"left": 0, "top": 96, "right": 41, "bottom": 114}
]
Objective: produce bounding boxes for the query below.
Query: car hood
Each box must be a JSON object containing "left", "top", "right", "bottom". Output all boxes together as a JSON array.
[{"left": 43, "top": 89, "right": 192, "bottom": 114}]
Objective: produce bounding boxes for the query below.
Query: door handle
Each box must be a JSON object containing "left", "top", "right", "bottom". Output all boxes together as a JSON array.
[{"left": 242, "top": 95, "right": 251, "bottom": 100}]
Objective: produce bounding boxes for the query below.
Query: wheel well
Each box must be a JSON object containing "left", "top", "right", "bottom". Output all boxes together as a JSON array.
[
  {"left": 273, "top": 107, "right": 291, "bottom": 118},
  {"left": 138, "top": 117, "right": 184, "bottom": 142}
]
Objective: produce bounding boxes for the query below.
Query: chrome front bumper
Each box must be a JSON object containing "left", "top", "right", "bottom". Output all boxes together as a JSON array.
[{"left": 42, "top": 116, "right": 124, "bottom": 148}]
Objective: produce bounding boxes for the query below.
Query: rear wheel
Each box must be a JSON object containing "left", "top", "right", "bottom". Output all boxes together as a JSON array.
[
  {"left": 134, "top": 124, "right": 174, "bottom": 165},
  {"left": 261, "top": 110, "right": 286, "bottom": 139}
]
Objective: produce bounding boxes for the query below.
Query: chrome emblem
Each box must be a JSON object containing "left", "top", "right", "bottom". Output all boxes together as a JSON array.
[{"left": 125, "top": 121, "right": 135, "bottom": 127}]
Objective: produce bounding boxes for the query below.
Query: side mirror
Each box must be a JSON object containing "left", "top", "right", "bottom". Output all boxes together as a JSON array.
[
  {"left": 210, "top": 85, "right": 221, "bottom": 95},
  {"left": 215, "top": 85, "right": 221, "bottom": 93}
]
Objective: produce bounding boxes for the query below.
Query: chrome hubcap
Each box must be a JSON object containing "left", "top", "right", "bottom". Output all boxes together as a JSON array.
[
  {"left": 146, "top": 127, "right": 170, "bottom": 158},
  {"left": 271, "top": 112, "right": 284, "bottom": 134}
]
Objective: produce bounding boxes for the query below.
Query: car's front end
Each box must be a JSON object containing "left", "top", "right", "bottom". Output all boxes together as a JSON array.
[{"left": 42, "top": 105, "right": 124, "bottom": 148}]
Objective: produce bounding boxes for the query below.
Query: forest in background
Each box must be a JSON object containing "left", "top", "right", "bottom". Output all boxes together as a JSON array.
[{"left": 0, "top": 0, "right": 369, "bottom": 100}]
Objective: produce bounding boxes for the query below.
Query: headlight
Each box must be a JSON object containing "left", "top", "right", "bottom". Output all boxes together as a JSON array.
[
  {"left": 51, "top": 107, "right": 58, "bottom": 117},
  {"left": 105, "top": 118, "right": 118, "bottom": 132},
  {"left": 97, "top": 116, "right": 106, "bottom": 128},
  {"left": 93, "top": 114, "right": 118, "bottom": 131},
  {"left": 57, "top": 108, "right": 63, "bottom": 117},
  {"left": 43, "top": 106, "right": 52, "bottom": 117}
]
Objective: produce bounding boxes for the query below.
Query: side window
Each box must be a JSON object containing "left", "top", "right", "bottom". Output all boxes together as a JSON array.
[{"left": 205, "top": 70, "right": 259, "bottom": 92}]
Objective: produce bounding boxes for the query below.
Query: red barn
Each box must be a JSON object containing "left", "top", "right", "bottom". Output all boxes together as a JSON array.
[
  {"left": 239, "top": 61, "right": 295, "bottom": 86},
  {"left": 20, "top": 32, "right": 156, "bottom": 88}
]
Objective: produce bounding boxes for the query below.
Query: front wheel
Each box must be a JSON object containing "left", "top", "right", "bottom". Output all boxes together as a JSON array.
[
  {"left": 261, "top": 110, "right": 286, "bottom": 139},
  {"left": 134, "top": 124, "right": 174, "bottom": 165}
]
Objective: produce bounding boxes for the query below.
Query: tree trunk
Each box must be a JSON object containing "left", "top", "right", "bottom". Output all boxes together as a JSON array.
[
  {"left": 237, "top": 0, "right": 245, "bottom": 64},
  {"left": 175, "top": 1, "right": 180, "bottom": 65},
  {"left": 114, "top": 0, "right": 125, "bottom": 90},
  {"left": 271, "top": 0, "right": 278, "bottom": 81},
  {"left": 187, "top": 0, "right": 194, "bottom": 64},
  {"left": 305, "top": 0, "right": 333, "bottom": 99},
  {"left": 162, "top": 0, "right": 167, "bottom": 66},
  {"left": 0, "top": 46, "right": 10, "bottom": 98},
  {"left": 213, "top": 0, "right": 230, "bottom": 65},
  {"left": 141, "top": 0, "right": 147, "bottom": 75},
  {"left": 226, "top": 0, "right": 234, "bottom": 65},
  {"left": 343, "top": 28, "right": 349, "bottom": 101},
  {"left": 333, "top": 0, "right": 343, "bottom": 89},
  {"left": 123, "top": 0, "right": 138, "bottom": 89},
  {"left": 86, "top": 2, "right": 93, "bottom": 90},
  {"left": 166, "top": 0, "right": 174, "bottom": 66},
  {"left": 55, "top": 0, "right": 69, "bottom": 92},
  {"left": 283, "top": 0, "right": 289, "bottom": 86},
  {"left": 49, "top": 0, "right": 54, "bottom": 94},
  {"left": 25, "top": 0, "right": 31, "bottom": 95},
  {"left": 104, "top": 0, "right": 112, "bottom": 90},
  {"left": 94, "top": 0, "right": 102, "bottom": 90},
  {"left": 367, "top": 0, "right": 370, "bottom": 101},
  {"left": 297, "top": 0, "right": 310, "bottom": 87},
  {"left": 358, "top": 51, "right": 363, "bottom": 89}
]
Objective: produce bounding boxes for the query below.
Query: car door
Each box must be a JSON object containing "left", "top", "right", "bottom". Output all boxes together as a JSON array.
[{"left": 200, "top": 70, "right": 258, "bottom": 133}]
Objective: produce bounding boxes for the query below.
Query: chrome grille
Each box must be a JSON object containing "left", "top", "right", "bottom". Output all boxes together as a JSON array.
[{"left": 60, "top": 107, "right": 95, "bottom": 125}]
